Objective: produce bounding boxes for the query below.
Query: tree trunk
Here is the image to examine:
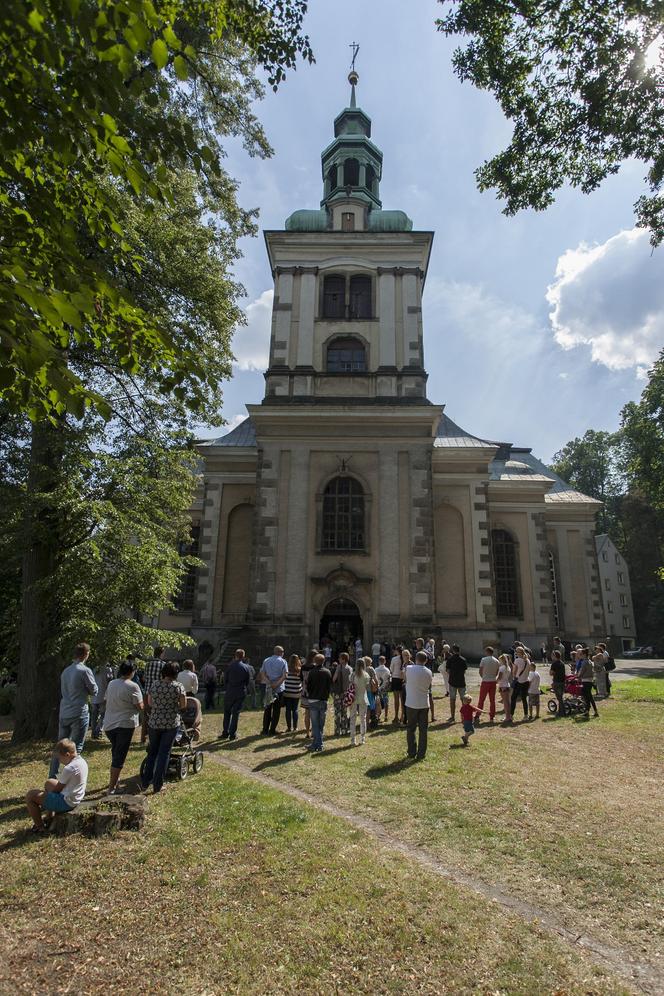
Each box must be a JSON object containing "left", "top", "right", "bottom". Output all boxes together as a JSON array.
[{"left": 12, "top": 420, "right": 65, "bottom": 742}]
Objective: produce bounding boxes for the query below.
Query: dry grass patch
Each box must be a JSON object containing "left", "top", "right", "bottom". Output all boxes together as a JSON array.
[
  {"left": 0, "top": 733, "right": 629, "bottom": 995},
  {"left": 213, "top": 693, "right": 664, "bottom": 964}
]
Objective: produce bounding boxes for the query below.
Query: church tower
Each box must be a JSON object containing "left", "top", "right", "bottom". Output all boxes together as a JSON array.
[
  {"left": 176, "top": 68, "right": 607, "bottom": 662},
  {"left": 245, "top": 71, "right": 442, "bottom": 651}
]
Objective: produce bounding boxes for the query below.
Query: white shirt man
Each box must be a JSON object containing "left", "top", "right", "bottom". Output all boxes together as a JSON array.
[
  {"left": 177, "top": 662, "right": 199, "bottom": 695},
  {"left": 477, "top": 646, "right": 500, "bottom": 722},
  {"left": 404, "top": 651, "right": 433, "bottom": 760}
]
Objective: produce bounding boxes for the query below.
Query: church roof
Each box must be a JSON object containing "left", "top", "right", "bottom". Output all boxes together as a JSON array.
[
  {"left": 201, "top": 413, "right": 598, "bottom": 504},
  {"left": 201, "top": 417, "right": 257, "bottom": 448},
  {"left": 434, "top": 413, "right": 599, "bottom": 504},
  {"left": 434, "top": 412, "right": 504, "bottom": 448}
]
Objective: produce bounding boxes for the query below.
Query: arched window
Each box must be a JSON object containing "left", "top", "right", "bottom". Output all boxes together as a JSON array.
[
  {"left": 491, "top": 529, "right": 521, "bottom": 617},
  {"left": 344, "top": 158, "right": 359, "bottom": 186},
  {"left": 322, "top": 477, "right": 365, "bottom": 551},
  {"left": 174, "top": 524, "right": 200, "bottom": 613},
  {"left": 326, "top": 337, "right": 366, "bottom": 373},
  {"left": 349, "top": 275, "right": 372, "bottom": 318},
  {"left": 323, "top": 274, "right": 345, "bottom": 318},
  {"left": 365, "top": 164, "right": 376, "bottom": 194},
  {"left": 328, "top": 165, "right": 338, "bottom": 190}
]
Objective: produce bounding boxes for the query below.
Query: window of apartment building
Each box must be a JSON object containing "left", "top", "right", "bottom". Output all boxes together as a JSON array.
[
  {"left": 615, "top": 553, "right": 621, "bottom": 564},
  {"left": 607, "top": 600, "right": 613, "bottom": 613},
  {"left": 620, "top": 593, "right": 628, "bottom": 607},
  {"left": 623, "top": 615, "right": 631, "bottom": 629},
  {"left": 604, "top": 578, "right": 611, "bottom": 591},
  {"left": 602, "top": 551, "right": 609, "bottom": 562},
  {"left": 617, "top": 571, "right": 625, "bottom": 585}
]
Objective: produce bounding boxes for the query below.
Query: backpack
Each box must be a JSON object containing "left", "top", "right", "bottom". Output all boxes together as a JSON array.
[
  {"left": 343, "top": 683, "right": 356, "bottom": 708},
  {"left": 605, "top": 656, "right": 616, "bottom": 672}
]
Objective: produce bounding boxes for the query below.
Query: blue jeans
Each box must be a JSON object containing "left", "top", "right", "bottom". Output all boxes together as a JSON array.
[
  {"left": 142, "top": 727, "right": 178, "bottom": 792},
  {"left": 49, "top": 713, "right": 89, "bottom": 777},
  {"left": 284, "top": 698, "right": 299, "bottom": 730},
  {"left": 309, "top": 700, "right": 327, "bottom": 750},
  {"left": 222, "top": 694, "right": 245, "bottom": 738}
]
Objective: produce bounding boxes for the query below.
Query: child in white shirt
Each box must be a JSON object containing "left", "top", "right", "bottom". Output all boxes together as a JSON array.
[
  {"left": 527, "top": 663, "right": 542, "bottom": 720},
  {"left": 25, "top": 738, "right": 89, "bottom": 832}
]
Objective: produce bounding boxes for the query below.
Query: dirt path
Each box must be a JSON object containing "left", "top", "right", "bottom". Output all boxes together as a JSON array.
[{"left": 207, "top": 750, "right": 663, "bottom": 996}]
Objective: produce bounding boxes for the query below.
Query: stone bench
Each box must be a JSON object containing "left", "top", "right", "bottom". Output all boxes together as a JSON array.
[{"left": 50, "top": 794, "right": 148, "bottom": 837}]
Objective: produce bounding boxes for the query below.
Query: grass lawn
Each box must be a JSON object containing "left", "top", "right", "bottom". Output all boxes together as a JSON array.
[
  {"left": 613, "top": 674, "right": 664, "bottom": 703},
  {"left": 0, "top": 735, "right": 630, "bottom": 995},
  {"left": 211, "top": 689, "right": 664, "bottom": 971}
]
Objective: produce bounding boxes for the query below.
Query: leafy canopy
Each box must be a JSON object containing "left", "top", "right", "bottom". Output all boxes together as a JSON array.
[
  {"left": 0, "top": 0, "right": 312, "bottom": 421},
  {"left": 437, "top": 1, "right": 664, "bottom": 244}
]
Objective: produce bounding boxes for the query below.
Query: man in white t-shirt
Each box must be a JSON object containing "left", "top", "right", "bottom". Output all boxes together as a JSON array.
[
  {"left": 404, "top": 651, "right": 433, "bottom": 760},
  {"left": 26, "top": 738, "right": 89, "bottom": 832},
  {"left": 176, "top": 660, "right": 199, "bottom": 695},
  {"left": 477, "top": 645, "right": 501, "bottom": 723}
]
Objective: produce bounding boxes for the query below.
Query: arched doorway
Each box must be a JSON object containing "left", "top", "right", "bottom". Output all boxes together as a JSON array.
[{"left": 319, "top": 597, "right": 363, "bottom": 657}]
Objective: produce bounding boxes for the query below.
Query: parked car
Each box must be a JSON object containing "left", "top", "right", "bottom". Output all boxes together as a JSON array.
[{"left": 622, "top": 645, "right": 655, "bottom": 659}]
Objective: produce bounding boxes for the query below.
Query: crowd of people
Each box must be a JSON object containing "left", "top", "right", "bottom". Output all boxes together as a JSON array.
[{"left": 24, "top": 635, "right": 615, "bottom": 830}]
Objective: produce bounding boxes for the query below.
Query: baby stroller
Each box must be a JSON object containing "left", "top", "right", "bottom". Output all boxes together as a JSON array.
[
  {"left": 140, "top": 699, "right": 204, "bottom": 782},
  {"left": 547, "top": 673, "right": 586, "bottom": 717}
]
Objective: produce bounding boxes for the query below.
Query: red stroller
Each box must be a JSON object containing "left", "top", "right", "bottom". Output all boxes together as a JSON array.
[{"left": 547, "top": 673, "right": 585, "bottom": 716}]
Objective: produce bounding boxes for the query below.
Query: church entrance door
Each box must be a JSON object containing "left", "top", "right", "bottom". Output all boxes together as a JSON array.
[{"left": 319, "top": 597, "right": 363, "bottom": 658}]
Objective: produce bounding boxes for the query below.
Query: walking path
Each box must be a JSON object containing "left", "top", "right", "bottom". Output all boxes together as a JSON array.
[{"left": 207, "top": 750, "right": 663, "bottom": 996}]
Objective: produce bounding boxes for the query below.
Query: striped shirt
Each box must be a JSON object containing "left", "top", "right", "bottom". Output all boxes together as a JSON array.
[{"left": 283, "top": 673, "right": 303, "bottom": 698}]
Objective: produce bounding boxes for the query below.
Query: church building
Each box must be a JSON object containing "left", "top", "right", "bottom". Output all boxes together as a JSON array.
[{"left": 161, "top": 73, "right": 605, "bottom": 659}]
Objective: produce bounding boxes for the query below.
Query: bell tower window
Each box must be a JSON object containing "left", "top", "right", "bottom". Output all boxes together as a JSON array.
[
  {"left": 328, "top": 165, "right": 338, "bottom": 190},
  {"left": 344, "top": 158, "right": 359, "bottom": 186},
  {"left": 323, "top": 274, "right": 345, "bottom": 319},
  {"left": 349, "top": 275, "right": 371, "bottom": 318},
  {"left": 326, "top": 337, "right": 367, "bottom": 373}
]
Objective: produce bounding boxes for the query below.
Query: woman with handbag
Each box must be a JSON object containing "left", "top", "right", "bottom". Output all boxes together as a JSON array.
[
  {"left": 348, "top": 657, "right": 372, "bottom": 746},
  {"left": 332, "top": 652, "right": 352, "bottom": 736}
]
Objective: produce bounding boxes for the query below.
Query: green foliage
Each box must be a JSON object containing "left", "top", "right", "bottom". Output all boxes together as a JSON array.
[
  {"left": 437, "top": 1, "right": 664, "bottom": 244},
  {"left": 621, "top": 349, "right": 664, "bottom": 511},
  {"left": 550, "top": 428, "right": 623, "bottom": 534},
  {"left": 550, "top": 356, "right": 664, "bottom": 645},
  {"left": 0, "top": 408, "right": 199, "bottom": 667},
  {"left": 0, "top": 0, "right": 312, "bottom": 420}
]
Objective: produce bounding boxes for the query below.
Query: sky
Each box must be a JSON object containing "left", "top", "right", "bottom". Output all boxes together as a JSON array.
[{"left": 208, "top": 0, "right": 663, "bottom": 463}]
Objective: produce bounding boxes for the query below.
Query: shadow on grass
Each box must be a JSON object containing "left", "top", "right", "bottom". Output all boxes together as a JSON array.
[
  {"left": 0, "top": 827, "right": 49, "bottom": 853},
  {"left": 365, "top": 757, "right": 416, "bottom": 779},
  {"left": 203, "top": 733, "right": 263, "bottom": 756}
]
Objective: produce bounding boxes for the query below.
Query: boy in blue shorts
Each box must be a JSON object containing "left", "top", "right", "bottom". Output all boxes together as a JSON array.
[
  {"left": 460, "top": 694, "right": 485, "bottom": 746},
  {"left": 26, "top": 738, "right": 89, "bottom": 833}
]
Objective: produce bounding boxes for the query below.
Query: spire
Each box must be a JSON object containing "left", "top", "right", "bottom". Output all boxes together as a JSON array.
[
  {"left": 349, "top": 41, "right": 359, "bottom": 107},
  {"left": 349, "top": 69, "right": 358, "bottom": 109}
]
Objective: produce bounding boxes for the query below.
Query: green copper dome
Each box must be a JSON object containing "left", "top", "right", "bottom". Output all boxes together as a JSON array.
[{"left": 283, "top": 72, "right": 414, "bottom": 232}]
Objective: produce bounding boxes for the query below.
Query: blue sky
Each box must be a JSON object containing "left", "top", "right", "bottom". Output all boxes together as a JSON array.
[{"left": 210, "top": 0, "right": 663, "bottom": 463}]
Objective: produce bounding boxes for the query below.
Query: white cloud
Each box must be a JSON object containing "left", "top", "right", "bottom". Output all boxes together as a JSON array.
[
  {"left": 546, "top": 228, "right": 664, "bottom": 376},
  {"left": 232, "top": 289, "right": 273, "bottom": 371},
  {"left": 425, "top": 278, "right": 542, "bottom": 358}
]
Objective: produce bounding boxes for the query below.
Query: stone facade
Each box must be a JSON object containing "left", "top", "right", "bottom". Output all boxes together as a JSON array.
[{"left": 157, "top": 81, "right": 606, "bottom": 661}]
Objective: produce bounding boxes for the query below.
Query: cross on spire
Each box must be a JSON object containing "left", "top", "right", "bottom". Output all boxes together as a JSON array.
[{"left": 349, "top": 42, "right": 359, "bottom": 72}]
